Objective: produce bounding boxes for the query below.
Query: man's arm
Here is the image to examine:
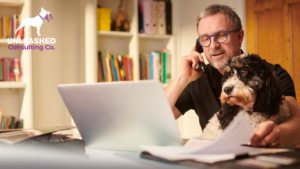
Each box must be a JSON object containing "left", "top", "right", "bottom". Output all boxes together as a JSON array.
[
  {"left": 164, "top": 47, "right": 204, "bottom": 119},
  {"left": 278, "top": 96, "right": 300, "bottom": 146},
  {"left": 251, "top": 96, "right": 300, "bottom": 147},
  {"left": 165, "top": 76, "right": 190, "bottom": 119}
]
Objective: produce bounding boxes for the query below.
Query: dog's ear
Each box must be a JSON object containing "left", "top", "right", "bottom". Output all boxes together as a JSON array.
[
  {"left": 252, "top": 58, "right": 281, "bottom": 117},
  {"left": 217, "top": 103, "right": 242, "bottom": 129},
  {"left": 41, "top": 7, "right": 44, "bottom": 11}
]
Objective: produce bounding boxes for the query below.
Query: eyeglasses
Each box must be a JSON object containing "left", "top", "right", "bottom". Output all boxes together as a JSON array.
[{"left": 197, "top": 30, "right": 239, "bottom": 47}]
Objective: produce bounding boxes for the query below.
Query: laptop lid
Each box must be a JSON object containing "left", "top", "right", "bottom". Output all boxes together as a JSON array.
[{"left": 57, "top": 81, "right": 183, "bottom": 151}]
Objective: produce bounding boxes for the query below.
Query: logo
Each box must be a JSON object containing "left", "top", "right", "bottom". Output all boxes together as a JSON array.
[
  {"left": 7, "top": 7, "right": 55, "bottom": 51},
  {"left": 16, "top": 7, "right": 52, "bottom": 37}
]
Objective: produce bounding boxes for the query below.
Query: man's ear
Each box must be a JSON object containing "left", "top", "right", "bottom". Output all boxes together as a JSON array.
[{"left": 238, "top": 30, "right": 244, "bottom": 47}]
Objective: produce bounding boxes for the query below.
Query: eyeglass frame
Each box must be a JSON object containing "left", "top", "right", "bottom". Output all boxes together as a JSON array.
[{"left": 197, "top": 30, "right": 240, "bottom": 47}]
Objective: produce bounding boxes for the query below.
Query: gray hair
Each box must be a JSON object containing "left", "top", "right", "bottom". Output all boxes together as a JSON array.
[{"left": 196, "top": 4, "right": 242, "bottom": 31}]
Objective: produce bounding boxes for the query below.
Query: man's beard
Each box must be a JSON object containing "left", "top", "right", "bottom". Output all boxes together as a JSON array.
[{"left": 208, "top": 49, "right": 230, "bottom": 70}]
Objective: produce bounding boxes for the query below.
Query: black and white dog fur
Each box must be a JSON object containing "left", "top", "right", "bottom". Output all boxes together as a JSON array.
[{"left": 201, "top": 54, "right": 290, "bottom": 139}]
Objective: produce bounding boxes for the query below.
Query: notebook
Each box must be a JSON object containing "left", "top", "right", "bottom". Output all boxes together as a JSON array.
[{"left": 57, "top": 80, "right": 183, "bottom": 151}]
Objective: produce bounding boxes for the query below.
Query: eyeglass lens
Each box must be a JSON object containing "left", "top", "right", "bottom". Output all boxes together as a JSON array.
[{"left": 199, "top": 31, "right": 228, "bottom": 47}]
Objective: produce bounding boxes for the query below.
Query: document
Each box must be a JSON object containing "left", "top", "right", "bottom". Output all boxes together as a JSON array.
[
  {"left": 0, "top": 126, "right": 75, "bottom": 145},
  {"left": 141, "top": 111, "right": 290, "bottom": 163}
]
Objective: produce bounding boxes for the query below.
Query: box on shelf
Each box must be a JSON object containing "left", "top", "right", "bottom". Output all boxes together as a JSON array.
[
  {"left": 97, "top": 8, "right": 111, "bottom": 31},
  {"left": 97, "top": 20, "right": 111, "bottom": 31},
  {"left": 97, "top": 8, "right": 111, "bottom": 21}
]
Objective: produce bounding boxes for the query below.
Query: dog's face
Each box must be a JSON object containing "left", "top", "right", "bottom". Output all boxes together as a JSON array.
[
  {"left": 41, "top": 7, "right": 50, "bottom": 21},
  {"left": 220, "top": 54, "right": 267, "bottom": 108}
]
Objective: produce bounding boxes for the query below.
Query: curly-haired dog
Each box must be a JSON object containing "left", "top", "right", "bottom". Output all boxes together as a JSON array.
[{"left": 201, "top": 54, "right": 290, "bottom": 139}]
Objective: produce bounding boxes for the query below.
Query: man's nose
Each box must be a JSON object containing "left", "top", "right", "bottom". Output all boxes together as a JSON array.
[
  {"left": 210, "top": 37, "right": 220, "bottom": 49},
  {"left": 224, "top": 85, "right": 234, "bottom": 95}
]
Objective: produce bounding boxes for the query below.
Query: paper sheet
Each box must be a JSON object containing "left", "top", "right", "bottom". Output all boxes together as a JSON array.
[
  {"left": 141, "top": 111, "right": 291, "bottom": 163},
  {"left": 0, "top": 126, "right": 75, "bottom": 145},
  {"left": 184, "top": 136, "right": 212, "bottom": 149},
  {"left": 53, "top": 128, "right": 82, "bottom": 140},
  {"left": 184, "top": 111, "right": 254, "bottom": 154}
]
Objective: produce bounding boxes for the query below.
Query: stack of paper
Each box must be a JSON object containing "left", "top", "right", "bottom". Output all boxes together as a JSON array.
[{"left": 141, "top": 111, "right": 290, "bottom": 163}]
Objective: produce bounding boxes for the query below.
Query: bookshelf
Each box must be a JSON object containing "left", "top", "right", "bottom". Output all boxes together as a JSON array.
[
  {"left": 0, "top": 82, "right": 26, "bottom": 88},
  {"left": 98, "top": 31, "right": 133, "bottom": 38},
  {"left": 138, "top": 33, "right": 172, "bottom": 39},
  {"left": 0, "top": 39, "right": 8, "bottom": 44},
  {"left": 83, "top": 0, "right": 177, "bottom": 86},
  {"left": 80, "top": 0, "right": 181, "bottom": 133},
  {"left": 0, "top": 0, "right": 33, "bottom": 129},
  {"left": 0, "top": 0, "right": 24, "bottom": 7}
]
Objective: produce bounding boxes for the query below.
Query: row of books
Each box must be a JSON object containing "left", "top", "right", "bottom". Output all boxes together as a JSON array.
[
  {"left": 139, "top": 49, "right": 171, "bottom": 83},
  {"left": 98, "top": 51, "right": 134, "bottom": 82},
  {"left": 0, "top": 109, "right": 23, "bottom": 130},
  {"left": 0, "top": 58, "right": 22, "bottom": 81},
  {"left": 1, "top": 116, "right": 23, "bottom": 130},
  {"left": 138, "top": 0, "right": 172, "bottom": 35},
  {"left": 0, "top": 15, "right": 24, "bottom": 39}
]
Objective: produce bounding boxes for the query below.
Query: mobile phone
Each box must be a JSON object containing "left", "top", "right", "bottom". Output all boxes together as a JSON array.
[{"left": 195, "top": 40, "right": 208, "bottom": 74}]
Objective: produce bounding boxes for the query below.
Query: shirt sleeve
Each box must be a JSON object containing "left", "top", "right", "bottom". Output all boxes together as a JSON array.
[
  {"left": 175, "top": 84, "right": 196, "bottom": 115},
  {"left": 273, "top": 64, "right": 296, "bottom": 99}
]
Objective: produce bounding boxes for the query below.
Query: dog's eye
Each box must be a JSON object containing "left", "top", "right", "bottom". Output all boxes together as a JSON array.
[{"left": 240, "top": 69, "right": 248, "bottom": 76}]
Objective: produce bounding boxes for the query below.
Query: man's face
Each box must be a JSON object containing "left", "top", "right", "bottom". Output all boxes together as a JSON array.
[{"left": 198, "top": 12, "right": 244, "bottom": 70}]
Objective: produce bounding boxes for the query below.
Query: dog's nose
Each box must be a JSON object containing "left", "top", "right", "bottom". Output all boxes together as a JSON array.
[{"left": 224, "top": 86, "right": 234, "bottom": 95}]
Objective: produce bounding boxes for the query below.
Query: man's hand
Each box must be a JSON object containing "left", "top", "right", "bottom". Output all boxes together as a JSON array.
[
  {"left": 251, "top": 97, "right": 300, "bottom": 147},
  {"left": 251, "top": 121, "right": 281, "bottom": 147},
  {"left": 178, "top": 47, "right": 205, "bottom": 83}
]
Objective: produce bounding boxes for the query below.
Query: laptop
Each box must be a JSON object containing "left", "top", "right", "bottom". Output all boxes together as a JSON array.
[{"left": 57, "top": 80, "right": 183, "bottom": 151}]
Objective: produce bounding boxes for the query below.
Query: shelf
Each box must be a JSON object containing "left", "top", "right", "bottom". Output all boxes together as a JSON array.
[
  {"left": 0, "top": 0, "right": 24, "bottom": 7},
  {"left": 0, "top": 39, "right": 7, "bottom": 45},
  {"left": 0, "top": 82, "right": 26, "bottom": 89},
  {"left": 0, "top": 39, "right": 26, "bottom": 46},
  {"left": 139, "top": 34, "right": 172, "bottom": 40},
  {"left": 97, "top": 31, "right": 133, "bottom": 38}
]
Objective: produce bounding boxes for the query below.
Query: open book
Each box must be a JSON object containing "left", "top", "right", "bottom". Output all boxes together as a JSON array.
[{"left": 141, "top": 111, "right": 290, "bottom": 163}]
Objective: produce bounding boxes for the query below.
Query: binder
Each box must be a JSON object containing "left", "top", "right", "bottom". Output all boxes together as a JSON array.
[
  {"left": 165, "top": 0, "right": 172, "bottom": 35},
  {"left": 138, "top": 0, "right": 144, "bottom": 33},
  {"left": 157, "top": 0, "right": 166, "bottom": 35},
  {"left": 142, "top": 0, "right": 152, "bottom": 34},
  {"left": 150, "top": 0, "right": 158, "bottom": 34}
]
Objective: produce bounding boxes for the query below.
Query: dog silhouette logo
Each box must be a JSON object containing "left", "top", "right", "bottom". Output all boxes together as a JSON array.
[{"left": 15, "top": 7, "right": 53, "bottom": 37}]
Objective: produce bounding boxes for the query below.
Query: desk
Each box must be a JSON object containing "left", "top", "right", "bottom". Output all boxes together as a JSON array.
[
  {"left": 0, "top": 146, "right": 196, "bottom": 169},
  {"left": 86, "top": 149, "right": 197, "bottom": 169},
  {"left": 1, "top": 128, "right": 299, "bottom": 169},
  {"left": 1, "top": 142, "right": 300, "bottom": 169}
]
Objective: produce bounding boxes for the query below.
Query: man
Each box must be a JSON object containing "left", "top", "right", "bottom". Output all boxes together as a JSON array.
[{"left": 165, "top": 4, "right": 300, "bottom": 147}]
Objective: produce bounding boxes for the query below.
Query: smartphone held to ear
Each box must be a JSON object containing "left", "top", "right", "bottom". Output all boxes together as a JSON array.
[{"left": 195, "top": 40, "right": 208, "bottom": 74}]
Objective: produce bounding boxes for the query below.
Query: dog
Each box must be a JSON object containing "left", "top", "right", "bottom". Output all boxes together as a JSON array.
[
  {"left": 15, "top": 7, "right": 51, "bottom": 37},
  {"left": 201, "top": 53, "right": 290, "bottom": 140}
]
